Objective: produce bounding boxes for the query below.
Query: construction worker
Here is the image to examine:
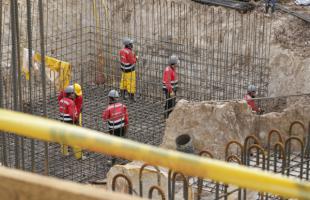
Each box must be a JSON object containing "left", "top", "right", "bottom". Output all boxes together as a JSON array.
[
  {"left": 59, "top": 85, "right": 78, "bottom": 157},
  {"left": 73, "top": 83, "right": 84, "bottom": 159},
  {"left": 58, "top": 85, "right": 85, "bottom": 160},
  {"left": 162, "top": 55, "right": 179, "bottom": 119},
  {"left": 119, "top": 37, "right": 137, "bottom": 102},
  {"left": 58, "top": 83, "right": 83, "bottom": 118},
  {"left": 265, "top": 0, "right": 276, "bottom": 13},
  {"left": 244, "top": 85, "right": 263, "bottom": 114},
  {"left": 59, "top": 85, "right": 78, "bottom": 124},
  {"left": 73, "top": 83, "right": 83, "bottom": 124},
  {"left": 102, "top": 89, "right": 129, "bottom": 165}
]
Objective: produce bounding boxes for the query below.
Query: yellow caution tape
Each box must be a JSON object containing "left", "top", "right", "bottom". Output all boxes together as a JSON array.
[{"left": 0, "top": 109, "right": 309, "bottom": 199}]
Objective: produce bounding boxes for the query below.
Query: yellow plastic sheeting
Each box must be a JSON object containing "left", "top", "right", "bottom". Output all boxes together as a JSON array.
[
  {"left": 0, "top": 109, "right": 309, "bottom": 200},
  {"left": 21, "top": 48, "right": 34, "bottom": 80},
  {"left": 22, "top": 48, "right": 71, "bottom": 90},
  {"left": 33, "top": 53, "right": 71, "bottom": 91}
]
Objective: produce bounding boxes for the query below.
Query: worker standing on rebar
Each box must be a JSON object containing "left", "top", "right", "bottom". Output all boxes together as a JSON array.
[
  {"left": 265, "top": 0, "right": 276, "bottom": 13},
  {"left": 59, "top": 85, "right": 78, "bottom": 124},
  {"left": 162, "top": 55, "right": 179, "bottom": 119},
  {"left": 244, "top": 85, "right": 263, "bottom": 114},
  {"left": 58, "top": 85, "right": 86, "bottom": 160},
  {"left": 73, "top": 83, "right": 83, "bottom": 124},
  {"left": 58, "top": 83, "right": 83, "bottom": 124},
  {"left": 59, "top": 85, "right": 79, "bottom": 157},
  {"left": 72, "top": 83, "right": 85, "bottom": 159},
  {"left": 119, "top": 37, "right": 137, "bottom": 102},
  {"left": 102, "top": 89, "right": 129, "bottom": 165}
]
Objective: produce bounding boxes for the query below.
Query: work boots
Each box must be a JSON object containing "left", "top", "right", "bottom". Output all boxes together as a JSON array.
[
  {"left": 129, "top": 93, "right": 136, "bottom": 102},
  {"left": 120, "top": 90, "right": 127, "bottom": 100}
]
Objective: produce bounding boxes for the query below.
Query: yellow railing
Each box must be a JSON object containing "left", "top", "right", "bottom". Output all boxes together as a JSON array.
[{"left": 0, "top": 109, "right": 309, "bottom": 199}]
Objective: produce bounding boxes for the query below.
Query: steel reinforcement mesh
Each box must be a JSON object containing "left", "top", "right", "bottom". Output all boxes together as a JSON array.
[{"left": 5, "top": 2, "right": 308, "bottom": 199}]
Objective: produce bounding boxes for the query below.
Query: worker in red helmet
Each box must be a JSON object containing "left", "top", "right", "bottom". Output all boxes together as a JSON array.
[
  {"left": 102, "top": 89, "right": 129, "bottom": 165},
  {"left": 244, "top": 84, "right": 263, "bottom": 114},
  {"left": 162, "top": 55, "right": 179, "bottom": 119},
  {"left": 119, "top": 37, "right": 137, "bottom": 102}
]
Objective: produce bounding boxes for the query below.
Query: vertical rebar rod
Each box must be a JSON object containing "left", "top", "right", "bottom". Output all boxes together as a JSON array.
[
  {"left": 26, "top": 0, "right": 35, "bottom": 173},
  {"left": 38, "top": 0, "right": 48, "bottom": 175},
  {"left": 10, "top": 0, "right": 20, "bottom": 169},
  {"left": 0, "top": 0, "right": 2, "bottom": 108},
  {"left": 13, "top": 0, "right": 24, "bottom": 171},
  {"left": 0, "top": 0, "right": 7, "bottom": 167}
]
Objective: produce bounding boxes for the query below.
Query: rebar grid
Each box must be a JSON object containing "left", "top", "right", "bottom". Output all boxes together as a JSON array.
[{"left": 2, "top": 1, "right": 306, "bottom": 199}]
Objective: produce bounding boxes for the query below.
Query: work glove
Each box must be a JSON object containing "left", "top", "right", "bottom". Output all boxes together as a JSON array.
[{"left": 170, "top": 91, "right": 175, "bottom": 97}]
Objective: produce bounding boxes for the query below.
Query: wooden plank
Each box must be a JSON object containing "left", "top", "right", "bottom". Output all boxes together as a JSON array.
[{"left": 0, "top": 166, "right": 143, "bottom": 200}]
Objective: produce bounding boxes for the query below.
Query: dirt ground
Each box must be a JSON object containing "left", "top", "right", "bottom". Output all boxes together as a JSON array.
[
  {"left": 250, "top": 0, "right": 310, "bottom": 57},
  {"left": 252, "top": 1, "right": 310, "bottom": 96}
]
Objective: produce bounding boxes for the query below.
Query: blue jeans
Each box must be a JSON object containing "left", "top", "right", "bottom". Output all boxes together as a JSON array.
[{"left": 266, "top": 0, "right": 276, "bottom": 13}]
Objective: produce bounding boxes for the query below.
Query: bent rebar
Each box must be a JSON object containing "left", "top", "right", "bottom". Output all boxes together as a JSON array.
[
  {"left": 148, "top": 185, "right": 166, "bottom": 200},
  {"left": 111, "top": 173, "right": 133, "bottom": 195},
  {"left": 171, "top": 171, "right": 188, "bottom": 200},
  {"left": 246, "top": 144, "right": 266, "bottom": 169},
  {"left": 225, "top": 140, "right": 243, "bottom": 163},
  {"left": 267, "top": 129, "right": 283, "bottom": 170},
  {"left": 244, "top": 135, "right": 261, "bottom": 166},
  {"left": 273, "top": 142, "right": 285, "bottom": 174},
  {"left": 197, "top": 150, "right": 214, "bottom": 200},
  {"left": 139, "top": 163, "right": 161, "bottom": 197},
  {"left": 285, "top": 136, "right": 304, "bottom": 178}
]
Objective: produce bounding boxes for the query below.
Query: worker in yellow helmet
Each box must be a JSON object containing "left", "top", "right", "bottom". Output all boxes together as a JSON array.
[
  {"left": 73, "top": 83, "right": 83, "bottom": 122},
  {"left": 72, "top": 83, "right": 85, "bottom": 159}
]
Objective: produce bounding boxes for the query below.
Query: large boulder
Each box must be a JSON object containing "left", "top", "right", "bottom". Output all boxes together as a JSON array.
[
  {"left": 161, "top": 100, "right": 254, "bottom": 159},
  {"left": 161, "top": 99, "right": 310, "bottom": 158},
  {"left": 106, "top": 161, "right": 196, "bottom": 200}
]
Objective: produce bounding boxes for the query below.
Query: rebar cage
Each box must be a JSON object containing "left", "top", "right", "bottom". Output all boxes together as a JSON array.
[{"left": 5, "top": 0, "right": 308, "bottom": 199}]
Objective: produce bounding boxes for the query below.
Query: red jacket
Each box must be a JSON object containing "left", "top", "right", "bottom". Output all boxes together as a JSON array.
[
  {"left": 162, "top": 66, "right": 178, "bottom": 93},
  {"left": 59, "top": 97, "right": 78, "bottom": 123},
  {"left": 244, "top": 94, "right": 259, "bottom": 112},
  {"left": 102, "top": 103, "right": 129, "bottom": 129},
  {"left": 119, "top": 47, "right": 136, "bottom": 72},
  {"left": 58, "top": 91, "right": 83, "bottom": 115},
  {"left": 75, "top": 96, "right": 83, "bottom": 115}
]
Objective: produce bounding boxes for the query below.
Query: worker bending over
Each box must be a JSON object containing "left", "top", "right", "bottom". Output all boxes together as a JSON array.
[{"left": 244, "top": 84, "right": 263, "bottom": 114}]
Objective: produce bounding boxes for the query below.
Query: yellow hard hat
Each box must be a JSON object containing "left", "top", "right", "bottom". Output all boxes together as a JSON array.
[{"left": 74, "top": 83, "right": 82, "bottom": 96}]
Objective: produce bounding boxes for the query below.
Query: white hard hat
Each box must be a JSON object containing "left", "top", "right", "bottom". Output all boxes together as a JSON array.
[
  {"left": 247, "top": 85, "right": 256, "bottom": 92},
  {"left": 169, "top": 55, "right": 179, "bottom": 65},
  {"left": 108, "top": 90, "right": 120, "bottom": 98},
  {"left": 64, "top": 85, "right": 74, "bottom": 94},
  {"left": 123, "top": 37, "right": 134, "bottom": 46}
]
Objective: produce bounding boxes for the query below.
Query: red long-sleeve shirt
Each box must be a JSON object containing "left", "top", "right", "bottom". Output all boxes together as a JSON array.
[
  {"left": 244, "top": 94, "right": 259, "bottom": 112},
  {"left": 119, "top": 47, "right": 136, "bottom": 72},
  {"left": 58, "top": 91, "right": 83, "bottom": 115},
  {"left": 59, "top": 97, "right": 78, "bottom": 123},
  {"left": 162, "top": 66, "right": 178, "bottom": 93},
  {"left": 102, "top": 103, "right": 129, "bottom": 129}
]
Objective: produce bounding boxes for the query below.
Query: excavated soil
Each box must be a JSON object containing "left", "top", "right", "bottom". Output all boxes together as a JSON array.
[{"left": 274, "top": 17, "right": 310, "bottom": 58}]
